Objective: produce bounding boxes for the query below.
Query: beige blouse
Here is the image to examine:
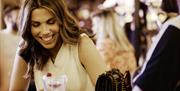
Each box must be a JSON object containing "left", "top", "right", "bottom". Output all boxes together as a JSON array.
[{"left": 33, "top": 43, "right": 94, "bottom": 91}]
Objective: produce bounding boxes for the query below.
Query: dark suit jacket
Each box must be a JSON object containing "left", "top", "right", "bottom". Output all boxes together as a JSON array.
[{"left": 134, "top": 25, "right": 180, "bottom": 91}]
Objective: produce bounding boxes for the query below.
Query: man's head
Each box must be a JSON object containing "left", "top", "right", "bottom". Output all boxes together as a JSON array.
[{"left": 3, "top": 5, "right": 20, "bottom": 32}]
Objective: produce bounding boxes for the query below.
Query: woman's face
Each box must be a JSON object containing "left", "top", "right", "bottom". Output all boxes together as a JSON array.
[{"left": 31, "top": 8, "right": 60, "bottom": 49}]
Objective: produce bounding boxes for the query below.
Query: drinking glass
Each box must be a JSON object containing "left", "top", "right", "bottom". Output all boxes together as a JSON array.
[{"left": 42, "top": 74, "right": 68, "bottom": 91}]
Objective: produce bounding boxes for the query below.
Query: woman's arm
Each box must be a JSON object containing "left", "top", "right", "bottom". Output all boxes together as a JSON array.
[
  {"left": 9, "top": 54, "right": 31, "bottom": 91},
  {"left": 78, "top": 33, "right": 107, "bottom": 85}
]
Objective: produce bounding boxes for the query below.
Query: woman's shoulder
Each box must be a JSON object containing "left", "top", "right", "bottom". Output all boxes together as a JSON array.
[
  {"left": 15, "top": 39, "right": 29, "bottom": 63},
  {"left": 79, "top": 33, "right": 90, "bottom": 39},
  {"left": 78, "top": 33, "right": 97, "bottom": 57},
  {"left": 163, "top": 15, "right": 180, "bottom": 29},
  {"left": 79, "top": 33, "right": 93, "bottom": 45}
]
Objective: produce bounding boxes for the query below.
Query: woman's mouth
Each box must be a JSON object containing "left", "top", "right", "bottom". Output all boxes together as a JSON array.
[
  {"left": 40, "top": 34, "right": 55, "bottom": 43},
  {"left": 41, "top": 36, "right": 53, "bottom": 41}
]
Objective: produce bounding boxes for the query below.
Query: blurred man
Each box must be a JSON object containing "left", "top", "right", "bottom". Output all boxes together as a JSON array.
[
  {"left": 1, "top": 5, "right": 20, "bottom": 35},
  {"left": 132, "top": 0, "right": 180, "bottom": 91}
]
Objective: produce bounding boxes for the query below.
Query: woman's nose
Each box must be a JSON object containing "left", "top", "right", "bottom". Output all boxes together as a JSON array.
[{"left": 41, "top": 24, "right": 51, "bottom": 35}]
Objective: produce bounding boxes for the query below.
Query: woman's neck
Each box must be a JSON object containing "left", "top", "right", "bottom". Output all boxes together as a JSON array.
[
  {"left": 167, "top": 12, "right": 178, "bottom": 18},
  {"left": 2, "top": 27, "right": 17, "bottom": 35}
]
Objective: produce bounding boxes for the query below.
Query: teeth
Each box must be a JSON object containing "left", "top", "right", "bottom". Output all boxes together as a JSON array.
[{"left": 42, "top": 36, "right": 53, "bottom": 41}]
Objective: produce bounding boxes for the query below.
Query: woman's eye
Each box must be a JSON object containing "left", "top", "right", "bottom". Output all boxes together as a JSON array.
[
  {"left": 48, "top": 19, "right": 56, "bottom": 24},
  {"left": 31, "top": 22, "right": 40, "bottom": 27}
]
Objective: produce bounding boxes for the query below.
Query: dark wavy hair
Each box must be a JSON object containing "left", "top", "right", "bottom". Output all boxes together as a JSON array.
[
  {"left": 161, "top": 0, "right": 178, "bottom": 13},
  {"left": 18, "top": 0, "right": 90, "bottom": 78}
]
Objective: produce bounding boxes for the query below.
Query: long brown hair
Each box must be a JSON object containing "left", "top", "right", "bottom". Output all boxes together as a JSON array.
[
  {"left": 18, "top": 0, "right": 88, "bottom": 78},
  {"left": 92, "top": 9, "right": 135, "bottom": 52}
]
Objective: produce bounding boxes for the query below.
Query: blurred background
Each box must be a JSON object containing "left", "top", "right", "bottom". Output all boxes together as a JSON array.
[
  {"left": 0, "top": 0, "right": 167, "bottom": 73},
  {"left": 0, "top": 0, "right": 169, "bottom": 90}
]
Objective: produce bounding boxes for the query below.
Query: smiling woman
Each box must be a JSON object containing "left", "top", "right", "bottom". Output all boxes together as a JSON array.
[
  {"left": 9, "top": 0, "right": 107, "bottom": 91},
  {"left": 31, "top": 8, "right": 60, "bottom": 50}
]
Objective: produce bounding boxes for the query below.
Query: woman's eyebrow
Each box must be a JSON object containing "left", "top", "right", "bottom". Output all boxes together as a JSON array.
[{"left": 47, "top": 17, "right": 56, "bottom": 22}]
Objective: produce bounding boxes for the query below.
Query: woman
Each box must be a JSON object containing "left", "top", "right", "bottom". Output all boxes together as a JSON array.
[
  {"left": 9, "top": 0, "right": 106, "bottom": 91},
  {"left": 91, "top": 9, "right": 137, "bottom": 74}
]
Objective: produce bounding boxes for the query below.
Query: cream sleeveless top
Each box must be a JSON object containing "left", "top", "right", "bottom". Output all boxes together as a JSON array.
[{"left": 33, "top": 43, "right": 94, "bottom": 91}]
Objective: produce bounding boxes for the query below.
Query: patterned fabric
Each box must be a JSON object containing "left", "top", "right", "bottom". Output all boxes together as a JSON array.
[
  {"left": 95, "top": 69, "right": 132, "bottom": 91},
  {"left": 97, "top": 38, "right": 137, "bottom": 74}
]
